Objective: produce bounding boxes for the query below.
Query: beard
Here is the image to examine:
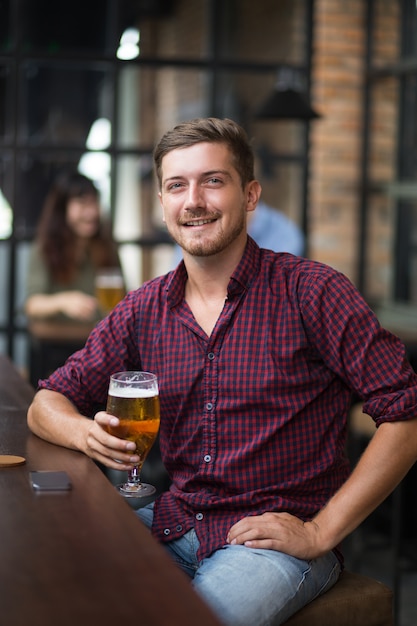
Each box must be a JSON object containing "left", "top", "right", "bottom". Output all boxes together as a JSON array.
[{"left": 169, "top": 209, "right": 246, "bottom": 257}]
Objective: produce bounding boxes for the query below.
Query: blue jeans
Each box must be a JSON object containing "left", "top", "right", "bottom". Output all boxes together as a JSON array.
[{"left": 136, "top": 503, "right": 341, "bottom": 626}]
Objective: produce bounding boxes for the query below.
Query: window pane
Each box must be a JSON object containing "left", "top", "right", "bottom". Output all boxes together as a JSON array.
[
  {"left": 149, "top": 244, "right": 175, "bottom": 278},
  {"left": 401, "top": 75, "right": 417, "bottom": 179},
  {"left": 13, "top": 332, "right": 29, "bottom": 376},
  {"left": 393, "top": 202, "right": 417, "bottom": 301},
  {"left": 15, "top": 241, "right": 30, "bottom": 325},
  {"left": 216, "top": 0, "right": 307, "bottom": 64},
  {"left": 114, "top": 155, "right": 160, "bottom": 241},
  {"left": 409, "top": 206, "right": 417, "bottom": 302},
  {"left": 215, "top": 69, "right": 315, "bottom": 127},
  {"left": 114, "top": 155, "right": 173, "bottom": 285},
  {"left": 258, "top": 161, "right": 304, "bottom": 230},
  {"left": 364, "top": 194, "right": 394, "bottom": 303},
  {"left": 137, "top": 0, "right": 208, "bottom": 60},
  {"left": 0, "top": 0, "right": 12, "bottom": 52},
  {"left": 118, "top": 242, "right": 174, "bottom": 291},
  {"left": 0, "top": 153, "right": 13, "bottom": 239},
  {"left": 20, "top": 0, "right": 113, "bottom": 55},
  {"left": 0, "top": 242, "right": 9, "bottom": 323},
  {"left": 403, "top": 1, "right": 417, "bottom": 56},
  {"left": 369, "top": 77, "right": 399, "bottom": 185},
  {"left": 117, "top": 66, "right": 209, "bottom": 149},
  {"left": 19, "top": 62, "right": 113, "bottom": 146},
  {"left": 373, "top": 0, "right": 401, "bottom": 64},
  {"left": 0, "top": 64, "right": 13, "bottom": 143}
]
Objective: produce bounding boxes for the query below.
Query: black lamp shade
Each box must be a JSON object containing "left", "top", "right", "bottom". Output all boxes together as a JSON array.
[{"left": 256, "top": 87, "right": 321, "bottom": 121}]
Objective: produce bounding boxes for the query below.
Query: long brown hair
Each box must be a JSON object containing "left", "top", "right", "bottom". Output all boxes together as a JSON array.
[{"left": 36, "top": 171, "right": 119, "bottom": 284}]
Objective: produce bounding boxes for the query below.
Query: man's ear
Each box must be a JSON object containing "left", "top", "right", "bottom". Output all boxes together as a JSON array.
[{"left": 246, "top": 180, "right": 262, "bottom": 214}]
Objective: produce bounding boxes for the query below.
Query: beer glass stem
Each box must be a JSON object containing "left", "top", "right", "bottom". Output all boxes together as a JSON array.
[{"left": 127, "top": 465, "right": 140, "bottom": 486}]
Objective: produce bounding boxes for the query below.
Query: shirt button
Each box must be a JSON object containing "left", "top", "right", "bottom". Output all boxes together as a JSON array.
[
  {"left": 206, "top": 402, "right": 213, "bottom": 411},
  {"left": 204, "top": 454, "right": 211, "bottom": 463},
  {"left": 163, "top": 528, "right": 171, "bottom": 536},
  {"left": 195, "top": 513, "right": 204, "bottom": 521},
  {"left": 207, "top": 352, "right": 215, "bottom": 360},
  {"left": 176, "top": 524, "right": 183, "bottom": 532}
]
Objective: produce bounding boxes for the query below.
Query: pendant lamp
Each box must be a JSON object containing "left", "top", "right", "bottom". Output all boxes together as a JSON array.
[{"left": 255, "top": 67, "right": 321, "bottom": 121}]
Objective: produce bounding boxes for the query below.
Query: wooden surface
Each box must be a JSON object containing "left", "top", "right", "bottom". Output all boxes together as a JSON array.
[
  {"left": 28, "top": 318, "right": 96, "bottom": 342},
  {"left": 0, "top": 355, "right": 221, "bottom": 626}
]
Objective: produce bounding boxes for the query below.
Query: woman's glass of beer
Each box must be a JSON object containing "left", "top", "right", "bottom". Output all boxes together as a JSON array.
[
  {"left": 106, "top": 371, "right": 160, "bottom": 498},
  {"left": 95, "top": 268, "right": 125, "bottom": 316}
]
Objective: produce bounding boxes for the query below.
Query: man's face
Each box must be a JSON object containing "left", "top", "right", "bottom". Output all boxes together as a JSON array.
[{"left": 159, "top": 142, "right": 259, "bottom": 258}]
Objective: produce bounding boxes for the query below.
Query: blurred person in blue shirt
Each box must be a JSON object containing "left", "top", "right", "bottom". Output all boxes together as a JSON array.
[{"left": 246, "top": 200, "right": 304, "bottom": 255}]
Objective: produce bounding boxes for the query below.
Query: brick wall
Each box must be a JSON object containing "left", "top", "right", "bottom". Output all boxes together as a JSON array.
[
  {"left": 310, "top": 0, "right": 400, "bottom": 298},
  {"left": 310, "top": 0, "right": 367, "bottom": 281}
]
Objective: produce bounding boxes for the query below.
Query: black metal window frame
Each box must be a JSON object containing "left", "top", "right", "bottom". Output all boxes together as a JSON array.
[{"left": 358, "top": 0, "right": 417, "bottom": 302}]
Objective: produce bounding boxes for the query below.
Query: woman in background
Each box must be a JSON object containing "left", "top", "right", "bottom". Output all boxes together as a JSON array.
[{"left": 25, "top": 171, "right": 121, "bottom": 322}]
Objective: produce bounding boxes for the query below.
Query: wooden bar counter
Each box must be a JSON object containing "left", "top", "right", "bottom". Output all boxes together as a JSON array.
[{"left": 0, "top": 355, "right": 221, "bottom": 626}]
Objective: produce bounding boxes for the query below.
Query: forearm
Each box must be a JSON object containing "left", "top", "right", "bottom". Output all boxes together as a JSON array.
[
  {"left": 25, "top": 294, "right": 66, "bottom": 318},
  {"left": 312, "top": 418, "right": 417, "bottom": 553},
  {"left": 27, "top": 389, "right": 91, "bottom": 453},
  {"left": 27, "top": 389, "right": 140, "bottom": 470},
  {"left": 26, "top": 292, "right": 98, "bottom": 321}
]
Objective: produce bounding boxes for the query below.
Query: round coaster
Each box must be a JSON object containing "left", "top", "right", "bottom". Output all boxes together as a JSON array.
[{"left": 0, "top": 455, "right": 26, "bottom": 468}]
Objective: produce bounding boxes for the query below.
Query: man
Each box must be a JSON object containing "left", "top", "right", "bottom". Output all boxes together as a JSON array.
[{"left": 28, "top": 117, "right": 417, "bottom": 626}]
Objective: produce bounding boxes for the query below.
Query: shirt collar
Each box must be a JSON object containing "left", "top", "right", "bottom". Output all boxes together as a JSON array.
[{"left": 166, "top": 236, "right": 261, "bottom": 307}]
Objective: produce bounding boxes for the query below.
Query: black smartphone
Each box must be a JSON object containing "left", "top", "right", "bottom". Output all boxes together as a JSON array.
[{"left": 30, "top": 470, "right": 72, "bottom": 492}]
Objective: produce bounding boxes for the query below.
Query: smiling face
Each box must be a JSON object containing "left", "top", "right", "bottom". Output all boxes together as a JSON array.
[
  {"left": 66, "top": 193, "right": 101, "bottom": 240},
  {"left": 159, "top": 142, "right": 261, "bottom": 258}
]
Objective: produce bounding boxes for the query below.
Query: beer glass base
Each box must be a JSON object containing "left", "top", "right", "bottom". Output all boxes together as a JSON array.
[{"left": 116, "top": 481, "right": 156, "bottom": 498}]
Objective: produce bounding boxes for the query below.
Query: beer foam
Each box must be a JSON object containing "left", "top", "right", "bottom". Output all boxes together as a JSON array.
[
  {"left": 96, "top": 275, "right": 124, "bottom": 287},
  {"left": 108, "top": 386, "right": 157, "bottom": 398}
]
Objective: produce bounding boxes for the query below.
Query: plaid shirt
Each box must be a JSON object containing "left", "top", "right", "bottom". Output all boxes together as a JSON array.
[{"left": 39, "top": 237, "right": 417, "bottom": 560}]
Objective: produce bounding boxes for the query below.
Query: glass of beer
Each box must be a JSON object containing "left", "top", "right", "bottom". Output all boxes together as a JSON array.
[
  {"left": 106, "top": 371, "right": 160, "bottom": 498},
  {"left": 95, "top": 268, "right": 125, "bottom": 316}
]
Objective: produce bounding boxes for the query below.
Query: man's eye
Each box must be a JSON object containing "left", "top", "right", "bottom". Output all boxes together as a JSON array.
[
  {"left": 168, "top": 182, "right": 182, "bottom": 190},
  {"left": 208, "top": 177, "right": 221, "bottom": 184}
]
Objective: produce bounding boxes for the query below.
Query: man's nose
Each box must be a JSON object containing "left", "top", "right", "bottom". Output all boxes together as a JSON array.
[{"left": 185, "top": 182, "right": 203, "bottom": 208}]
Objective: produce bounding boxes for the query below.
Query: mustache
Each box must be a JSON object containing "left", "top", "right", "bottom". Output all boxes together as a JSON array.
[{"left": 179, "top": 209, "right": 220, "bottom": 224}]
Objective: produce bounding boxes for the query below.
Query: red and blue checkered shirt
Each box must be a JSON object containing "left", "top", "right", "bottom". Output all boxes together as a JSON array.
[{"left": 39, "top": 237, "right": 417, "bottom": 560}]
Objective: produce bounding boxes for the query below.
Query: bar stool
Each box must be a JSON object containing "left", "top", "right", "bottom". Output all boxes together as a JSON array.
[{"left": 282, "top": 570, "right": 393, "bottom": 625}]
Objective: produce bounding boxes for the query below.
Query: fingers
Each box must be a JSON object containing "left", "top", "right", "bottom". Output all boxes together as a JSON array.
[
  {"left": 226, "top": 512, "right": 319, "bottom": 559},
  {"left": 227, "top": 512, "right": 283, "bottom": 546},
  {"left": 86, "top": 411, "right": 139, "bottom": 469}
]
